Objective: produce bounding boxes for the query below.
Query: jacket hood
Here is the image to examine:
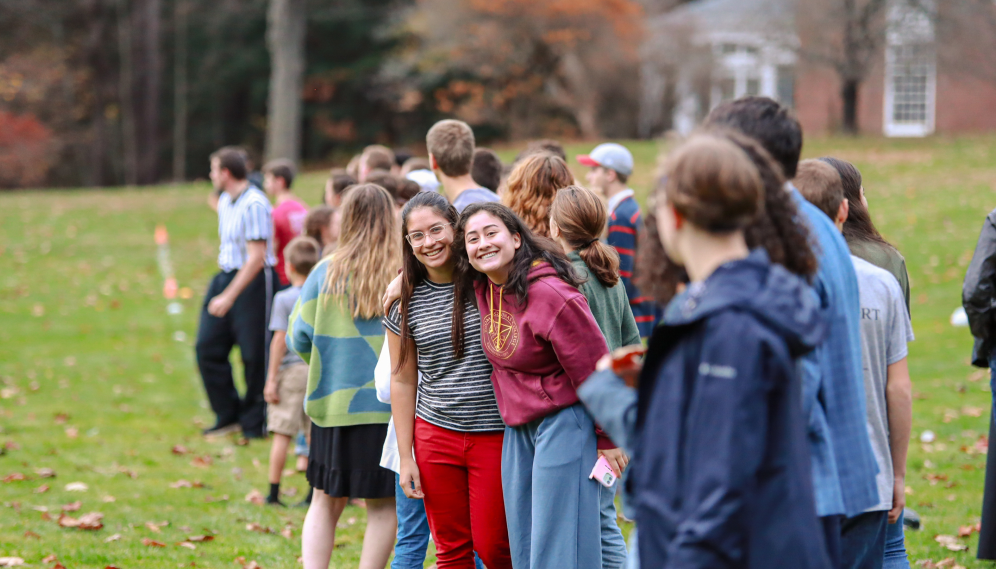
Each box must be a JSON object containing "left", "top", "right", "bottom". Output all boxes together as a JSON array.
[
  {"left": 663, "top": 249, "right": 825, "bottom": 357},
  {"left": 527, "top": 260, "right": 560, "bottom": 281}
]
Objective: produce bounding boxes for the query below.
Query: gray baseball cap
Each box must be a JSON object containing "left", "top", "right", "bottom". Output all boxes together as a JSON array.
[{"left": 577, "top": 143, "right": 634, "bottom": 177}]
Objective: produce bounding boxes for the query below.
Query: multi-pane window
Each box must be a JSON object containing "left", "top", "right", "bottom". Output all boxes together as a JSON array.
[
  {"left": 890, "top": 44, "right": 931, "bottom": 124},
  {"left": 777, "top": 65, "right": 795, "bottom": 108}
]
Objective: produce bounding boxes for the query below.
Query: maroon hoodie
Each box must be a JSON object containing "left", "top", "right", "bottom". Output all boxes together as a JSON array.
[{"left": 474, "top": 262, "right": 611, "bottom": 447}]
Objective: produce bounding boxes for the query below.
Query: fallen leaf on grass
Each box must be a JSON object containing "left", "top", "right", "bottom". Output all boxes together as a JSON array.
[
  {"left": 187, "top": 535, "right": 214, "bottom": 542},
  {"left": 117, "top": 466, "right": 138, "bottom": 479},
  {"left": 35, "top": 468, "right": 56, "bottom": 478},
  {"left": 244, "top": 562, "right": 261, "bottom": 569},
  {"left": 58, "top": 513, "right": 80, "bottom": 528},
  {"left": 54, "top": 413, "right": 69, "bottom": 425},
  {"left": 34, "top": 484, "right": 49, "bottom": 494},
  {"left": 245, "top": 489, "right": 264, "bottom": 505},
  {"left": 52, "top": 563, "right": 66, "bottom": 569},
  {"left": 178, "top": 541, "right": 197, "bottom": 550},
  {"left": 102, "top": 495, "right": 116, "bottom": 503},
  {"left": 3, "top": 473, "right": 26, "bottom": 483},
  {"left": 65, "top": 427, "right": 78, "bottom": 438},
  {"left": 934, "top": 534, "right": 969, "bottom": 551},
  {"left": 962, "top": 406, "right": 984, "bottom": 417},
  {"left": 172, "top": 445, "right": 190, "bottom": 455},
  {"left": 191, "top": 455, "right": 213, "bottom": 468},
  {"left": 142, "top": 538, "right": 166, "bottom": 547},
  {"left": 104, "top": 533, "right": 122, "bottom": 543},
  {"left": 42, "top": 555, "right": 57, "bottom": 563},
  {"left": 924, "top": 473, "right": 948, "bottom": 486},
  {"left": 280, "top": 527, "right": 293, "bottom": 540},
  {"left": 59, "top": 511, "right": 104, "bottom": 530},
  {"left": 920, "top": 559, "right": 965, "bottom": 569},
  {"left": 252, "top": 458, "right": 261, "bottom": 468},
  {"left": 146, "top": 521, "right": 163, "bottom": 533},
  {"left": 40, "top": 511, "right": 52, "bottom": 521},
  {"left": 23, "top": 530, "right": 40, "bottom": 539},
  {"left": 246, "top": 522, "right": 273, "bottom": 534},
  {"left": 170, "top": 479, "right": 193, "bottom": 489},
  {"left": 4, "top": 441, "right": 19, "bottom": 451},
  {"left": 204, "top": 494, "right": 229, "bottom": 503},
  {"left": 62, "top": 501, "right": 81, "bottom": 511},
  {"left": 0, "top": 558, "right": 24, "bottom": 567},
  {"left": 958, "top": 522, "right": 982, "bottom": 537},
  {"left": 64, "top": 482, "right": 88, "bottom": 492}
]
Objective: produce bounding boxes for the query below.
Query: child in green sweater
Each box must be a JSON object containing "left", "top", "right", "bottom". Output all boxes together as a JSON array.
[{"left": 550, "top": 185, "right": 641, "bottom": 569}]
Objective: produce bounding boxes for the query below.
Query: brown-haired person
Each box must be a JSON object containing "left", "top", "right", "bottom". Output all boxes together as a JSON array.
[
  {"left": 581, "top": 134, "right": 831, "bottom": 569},
  {"left": 796, "top": 158, "right": 914, "bottom": 569},
  {"left": 360, "top": 145, "right": 396, "bottom": 182},
  {"left": 426, "top": 119, "right": 499, "bottom": 212},
  {"left": 287, "top": 184, "right": 401, "bottom": 569},
  {"left": 550, "top": 185, "right": 638, "bottom": 569},
  {"left": 263, "top": 159, "right": 308, "bottom": 289},
  {"left": 264, "top": 236, "right": 322, "bottom": 506},
  {"left": 472, "top": 148, "right": 503, "bottom": 193},
  {"left": 324, "top": 168, "right": 357, "bottom": 208},
  {"left": 820, "top": 157, "right": 910, "bottom": 312},
  {"left": 304, "top": 206, "right": 339, "bottom": 257},
  {"left": 197, "top": 147, "right": 279, "bottom": 439},
  {"left": 502, "top": 152, "right": 574, "bottom": 237}
]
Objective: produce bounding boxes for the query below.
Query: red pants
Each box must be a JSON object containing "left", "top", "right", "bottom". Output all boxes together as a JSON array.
[{"left": 414, "top": 417, "right": 512, "bottom": 569}]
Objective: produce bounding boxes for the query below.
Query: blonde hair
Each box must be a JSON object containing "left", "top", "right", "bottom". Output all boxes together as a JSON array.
[
  {"left": 502, "top": 153, "right": 574, "bottom": 237},
  {"left": 323, "top": 184, "right": 400, "bottom": 318}
]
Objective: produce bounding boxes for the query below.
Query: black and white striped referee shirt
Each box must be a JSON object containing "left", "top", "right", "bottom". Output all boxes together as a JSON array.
[
  {"left": 216, "top": 186, "right": 277, "bottom": 272},
  {"left": 384, "top": 280, "right": 505, "bottom": 432}
]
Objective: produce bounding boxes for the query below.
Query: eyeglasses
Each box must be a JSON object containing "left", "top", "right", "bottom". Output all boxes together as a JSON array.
[{"left": 405, "top": 223, "right": 451, "bottom": 247}]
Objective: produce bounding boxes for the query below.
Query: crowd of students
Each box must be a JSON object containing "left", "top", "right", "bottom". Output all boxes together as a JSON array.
[{"left": 195, "top": 96, "right": 921, "bottom": 569}]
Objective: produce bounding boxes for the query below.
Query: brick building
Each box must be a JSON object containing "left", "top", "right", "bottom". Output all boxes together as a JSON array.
[{"left": 639, "top": 0, "right": 996, "bottom": 137}]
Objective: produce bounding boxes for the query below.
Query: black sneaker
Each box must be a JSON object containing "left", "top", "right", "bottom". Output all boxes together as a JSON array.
[
  {"left": 265, "top": 495, "right": 285, "bottom": 506},
  {"left": 202, "top": 423, "right": 241, "bottom": 438},
  {"left": 903, "top": 507, "right": 920, "bottom": 530}
]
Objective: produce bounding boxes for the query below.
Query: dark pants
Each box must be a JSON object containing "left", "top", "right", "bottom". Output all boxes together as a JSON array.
[
  {"left": 841, "top": 511, "right": 888, "bottom": 569},
  {"left": 821, "top": 515, "right": 843, "bottom": 569},
  {"left": 195, "top": 268, "right": 275, "bottom": 436},
  {"left": 980, "top": 355, "right": 996, "bottom": 560}
]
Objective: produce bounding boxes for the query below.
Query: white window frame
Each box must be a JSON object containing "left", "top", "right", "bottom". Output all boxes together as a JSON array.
[{"left": 883, "top": 0, "right": 936, "bottom": 137}]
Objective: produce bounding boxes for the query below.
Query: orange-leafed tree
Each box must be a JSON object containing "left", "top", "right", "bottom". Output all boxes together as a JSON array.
[{"left": 400, "top": 0, "right": 644, "bottom": 139}]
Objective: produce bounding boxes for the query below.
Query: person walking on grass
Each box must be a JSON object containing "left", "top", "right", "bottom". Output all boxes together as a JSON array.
[
  {"left": 196, "top": 146, "right": 278, "bottom": 439},
  {"left": 453, "top": 202, "right": 609, "bottom": 569},
  {"left": 287, "top": 183, "right": 400, "bottom": 569},
  {"left": 795, "top": 160, "right": 914, "bottom": 569},
  {"left": 263, "top": 236, "right": 321, "bottom": 506},
  {"left": 549, "top": 185, "right": 638, "bottom": 569},
  {"left": 578, "top": 143, "right": 658, "bottom": 338},
  {"left": 427, "top": 120, "right": 499, "bottom": 213},
  {"left": 387, "top": 190, "right": 511, "bottom": 568},
  {"left": 263, "top": 159, "right": 309, "bottom": 290}
]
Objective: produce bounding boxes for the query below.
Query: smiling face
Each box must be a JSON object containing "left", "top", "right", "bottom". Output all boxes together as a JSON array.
[
  {"left": 465, "top": 211, "right": 521, "bottom": 282},
  {"left": 406, "top": 206, "right": 455, "bottom": 271}
]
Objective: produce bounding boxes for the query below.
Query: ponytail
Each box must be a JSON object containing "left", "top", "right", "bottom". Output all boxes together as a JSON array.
[{"left": 550, "top": 185, "right": 621, "bottom": 288}]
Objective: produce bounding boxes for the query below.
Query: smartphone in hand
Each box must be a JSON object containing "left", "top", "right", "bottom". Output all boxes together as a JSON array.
[{"left": 589, "top": 455, "right": 618, "bottom": 489}]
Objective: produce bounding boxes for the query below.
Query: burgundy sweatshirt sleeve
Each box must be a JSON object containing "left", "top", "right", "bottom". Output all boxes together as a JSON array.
[{"left": 547, "top": 296, "right": 614, "bottom": 449}]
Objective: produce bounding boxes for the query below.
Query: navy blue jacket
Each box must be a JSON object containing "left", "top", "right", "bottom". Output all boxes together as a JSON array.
[{"left": 631, "top": 250, "right": 831, "bottom": 569}]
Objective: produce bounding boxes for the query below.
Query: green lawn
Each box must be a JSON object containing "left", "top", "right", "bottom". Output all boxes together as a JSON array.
[{"left": 2, "top": 135, "right": 996, "bottom": 568}]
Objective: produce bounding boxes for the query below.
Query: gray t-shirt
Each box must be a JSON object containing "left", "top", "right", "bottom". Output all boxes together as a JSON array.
[
  {"left": 452, "top": 187, "right": 499, "bottom": 213},
  {"left": 853, "top": 256, "right": 915, "bottom": 511},
  {"left": 270, "top": 285, "right": 305, "bottom": 368}
]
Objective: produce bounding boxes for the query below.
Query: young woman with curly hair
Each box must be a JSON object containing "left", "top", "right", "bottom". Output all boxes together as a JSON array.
[{"left": 501, "top": 152, "right": 575, "bottom": 237}]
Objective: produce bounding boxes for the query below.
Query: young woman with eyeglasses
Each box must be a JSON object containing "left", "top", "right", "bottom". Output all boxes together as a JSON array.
[{"left": 385, "top": 190, "right": 512, "bottom": 568}]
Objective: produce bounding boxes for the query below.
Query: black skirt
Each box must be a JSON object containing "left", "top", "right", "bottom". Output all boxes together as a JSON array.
[{"left": 307, "top": 422, "right": 395, "bottom": 499}]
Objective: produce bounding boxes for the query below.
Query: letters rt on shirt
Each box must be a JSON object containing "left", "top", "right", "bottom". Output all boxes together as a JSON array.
[{"left": 853, "top": 255, "right": 915, "bottom": 512}]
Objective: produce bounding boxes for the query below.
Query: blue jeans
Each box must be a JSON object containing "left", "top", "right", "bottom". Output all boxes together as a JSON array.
[
  {"left": 502, "top": 404, "right": 602, "bottom": 569},
  {"left": 883, "top": 512, "right": 910, "bottom": 569},
  {"left": 625, "top": 527, "right": 640, "bottom": 569},
  {"left": 600, "top": 485, "right": 627, "bottom": 569},
  {"left": 392, "top": 473, "right": 484, "bottom": 569},
  {"left": 841, "top": 510, "right": 888, "bottom": 569}
]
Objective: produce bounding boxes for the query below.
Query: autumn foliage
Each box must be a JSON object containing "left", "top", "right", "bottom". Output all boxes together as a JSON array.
[{"left": 0, "top": 110, "right": 52, "bottom": 188}]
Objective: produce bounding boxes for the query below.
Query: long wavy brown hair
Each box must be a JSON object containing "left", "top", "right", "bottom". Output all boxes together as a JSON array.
[
  {"left": 502, "top": 152, "right": 575, "bottom": 237},
  {"left": 323, "top": 183, "right": 400, "bottom": 319},
  {"left": 635, "top": 129, "right": 818, "bottom": 305}
]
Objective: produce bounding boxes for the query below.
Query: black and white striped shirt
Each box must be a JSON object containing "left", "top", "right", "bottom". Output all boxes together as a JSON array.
[
  {"left": 217, "top": 186, "right": 277, "bottom": 272},
  {"left": 384, "top": 280, "right": 505, "bottom": 432}
]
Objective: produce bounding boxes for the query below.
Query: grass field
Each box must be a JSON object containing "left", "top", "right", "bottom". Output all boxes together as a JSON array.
[{"left": 2, "top": 135, "right": 996, "bottom": 568}]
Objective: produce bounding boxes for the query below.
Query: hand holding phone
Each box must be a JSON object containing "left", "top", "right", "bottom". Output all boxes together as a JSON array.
[{"left": 589, "top": 455, "right": 618, "bottom": 489}]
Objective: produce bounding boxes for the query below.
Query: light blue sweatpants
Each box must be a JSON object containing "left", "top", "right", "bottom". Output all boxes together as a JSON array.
[{"left": 502, "top": 404, "right": 602, "bottom": 569}]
